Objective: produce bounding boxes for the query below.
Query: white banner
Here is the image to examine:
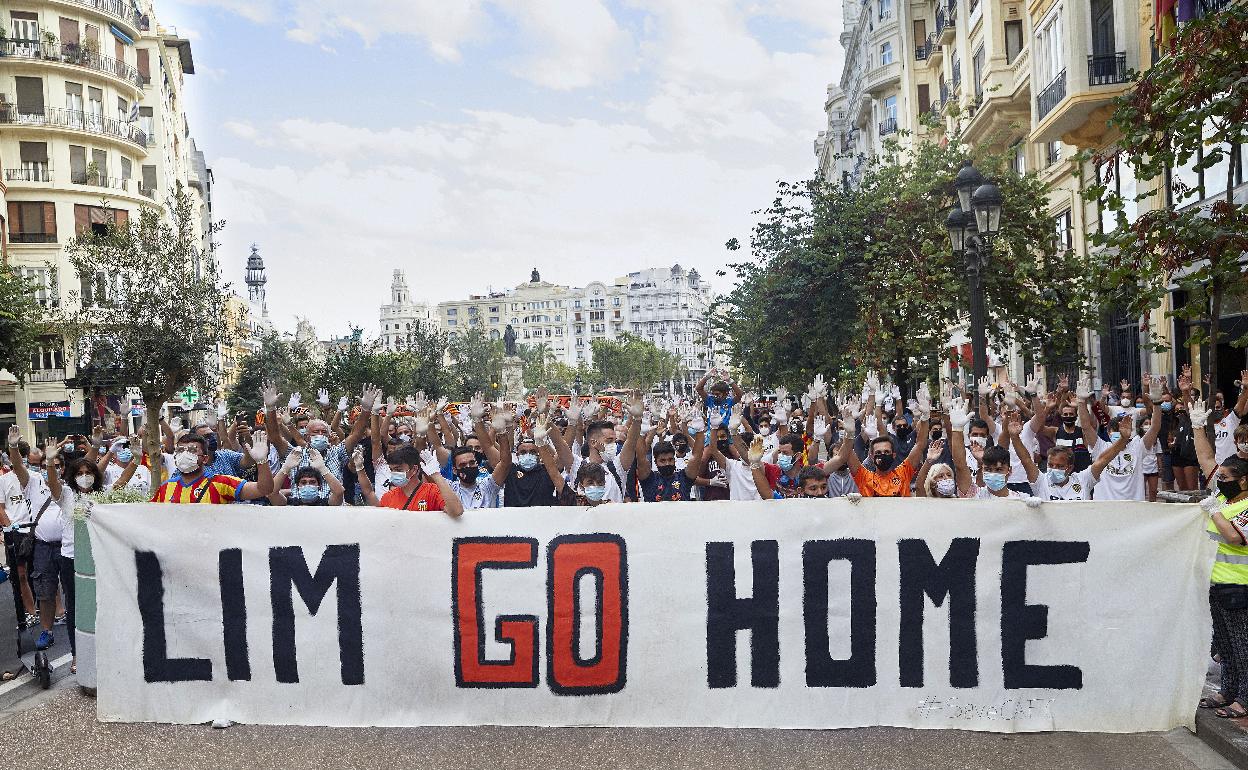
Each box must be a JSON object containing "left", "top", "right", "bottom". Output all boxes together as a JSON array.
[{"left": 91, "top": 499, "right": 1214, "bottom": 732}]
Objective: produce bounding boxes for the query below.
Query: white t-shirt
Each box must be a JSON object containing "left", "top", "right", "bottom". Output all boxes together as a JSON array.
[
  {"left": 724, "top": 458, "right": 764, "bottom": 501},
  {"left": 0, "top": 470, "right": 30, "bottom": 526},
  {"left": 25, "top": 475, "right": 62, "bottom": 543},
  {"left": 1215, "top": 410, "right": 1241, "bottom": 464},
  {"left": 450, "top": 475, "right": 502, "bottom": 510},
  {"left": 992, "top": 421, "right": 1039, "bottom": 484},
  {"left": 1032, "top": 467, "right": 1097, "bottom": 501},
  {"left": 973, "top": 485, "right": 1030, "bottom": 500},
  {"left": 104, "top": 462, "right": 152, "bottom": 495},
  {"left": 55, "top": 486, "right": 78, "bottom": 558},
  {"left": 1091, "top": 436, "right": 1147, "bottom": 501},
  {"left": 570, "top": 455, "right": 626, "bottom": 503}
]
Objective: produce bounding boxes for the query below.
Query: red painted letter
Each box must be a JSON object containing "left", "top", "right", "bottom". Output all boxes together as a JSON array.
[
  {"left": 547, "top": 534, "right": 628, "bottom": 694},
  {"left": 453, "top": 537, "right": 538, "bottom": 688}
]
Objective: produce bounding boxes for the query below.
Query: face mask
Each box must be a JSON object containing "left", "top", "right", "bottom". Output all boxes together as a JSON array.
[
  {"left": 75, "top": 474, "right": 94, "bottom": 491},
  {"left": 983, "top": 472, "right": 1008, "bottom": 491},
  {"left": 472, "top": 450, "right": 487, "bottom": 465},
  {"left": 895, "top": 425, "right": 912, "bottom": 437},
  {"left": 777, "top": 454, "right": 795, "bottom": 471},
  {"left": 790, "top": 422, "right": 802, "bottom": 433},
  {"left": 969, "top": 436, "right": 987, "bottom": 448},
  {"left": 517, "top": 454, "right": 539, "bottom": 471},
  {"left": 1218, "top": 478, "right": 1244, "bottom": 502},
  {"left": 1061, "top": 416, "right": 1076, "bottom": 426},
  {"left": 583, "top": 485, "right": 607, "bottom": 501},
  {"left": 1238, "top": 442, "right": 1248, "bottom": 455},
  {"left": 1135, "top": 402, "right": 1144, "bottom": 410},
  {"left": 673, "top": 444, "right": 688, "bottom": 455},
  {"left": 389, "top": 471, "right": 410, "bottom": 487},
  {"left": 174, "top": 451, "right": 200, "bottom": 474},
  {"left": 759, "top": 426, "right": 770, "bottom": 437},
  {"left": 296, "top": 485, "right": 321, "bottom": 501},
  {"left": 116, "top": 449, "right": 133, "bottom": 464},
  {"left": 874, "top": 453, "right": 895, "bottom": 471},
  {"left": 456, "top": 465, "right": 479, "bottom": 482},
  {"left": 1048, "top": 468, "right": 1068, "bottom": 485},
  {"left": 717, "top": 440, "right": 733, "bottom": 454},
  {"left": 930, "top": 429, "right": 943, "bottom": 441},
  {"left": 600, "top": 443, "right": 618, "bottom": 461},
  {"left": 657, "top": 464, "right": 677, "bottom": 478},
  {"left": 298, "top": 428, "right": 308, "bottom": 436},
  {"left": 204, "top": 433, "right": 218, "bottom": 452},
  {"left": 398, "top": 433, "right": 412, "bottom": 443},
  {"left": 1161, "top": 402, "right": 1173, "bottom": 412},
  {"left": 935, "top": 477, "right": 956, "bottom": 497},
  {"left": 309, "top": 435, "right": 330, "bottom": 452},
  {"left": 1109, "top": 431, "right": 1122, "bottom": 442},
  {"left": 1120, "top": 398, "right": 1131, "bottom": 407}
]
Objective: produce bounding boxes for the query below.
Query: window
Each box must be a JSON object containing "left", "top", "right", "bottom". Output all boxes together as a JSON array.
[
  {"left": 22, "top": 267, "right": 56, "bottom": 307},
  {"left": 120, "top": 157, "right": 132, "bottom": 183},
  {"left": 972, "top": 46, "right": 985, "bottom": 100},
  {"left": 29, "top": 336, "right": 63, "bottom": 372},
  {"left": 1036, "top": 7, "right": 1064, "bottom": 84},
  {"left": 879, "top": 0, "right": 893, "bottom": 18},
  {"left": 613, "top": 297, "right": 621, "bottom": 306},
  {"left": 881, "top": 42, "right": 894, "bottom": 65},
  {"left": 79, "top": 269, "right": 114, "bottom": 307},
  {"left": 15, "top": 76, "right": 44, "bottom": 116},
  {"left": 18, "top": 142, "right": 49, "bottom": 181},
  {"left": 1053, "top": 209, "right": 1073, "bottom": 252},
  {"left": 7, "top": 201, "right": 56, "bottom": 242},
  {"left": 1046, "top": 140, "right": 1062, "bottom": 167},
  {"left": 884, "top": 95, "right": 898, "bottom": 122},
  {"left": 446, "top": 308, "right": 457, "bottom": 316},
  {"left": 489, "top": 316, "right": 499, "bottom": 324},
  {"left": 1012, "top": 143, "right": 1026, "bottom": 174},
  {"left": 1005, "top": 20, "right": 1024, "bottom": 63},
  {"left": 1096, "top": 154, "right": 1139, "bottom": 233},
  {"left": 447, "top": 319, "right": 457, "bottom": 326},
  {"left": 136, "top": 48, "right": 151, "bottom": 84},
  {"left": 141, "top": 165, "right": 157, "bottom": 196},
  {"left": 917, "top": 83, "right": 931, "bottom": 114},
  {"left": 10, "top": 11, "right": 39, "bottom": 42}
]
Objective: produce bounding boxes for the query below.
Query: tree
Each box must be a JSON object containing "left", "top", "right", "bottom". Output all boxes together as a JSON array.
[
  {"left": 0, "top": 262, "right": 47, "bottom": 382},
  {"left": 448, "top": 328, "right": 503, "bottom": 397},
  {"left": 718, "top": 131, "right": 1095, "bottom": 392},
  {"left": 517, "top": 342, "right": 558, "bottom": 388},
  {"left": 589, "top": 333, "right": 684, "bottom": 391},
  {"left": 320, "top": 326, "right": 448, "bottom": 399},
  {"left": 57, "top": 185, "right": 234, "bottom": 488},
  {"left": 226, "top": 332, "right": 320, "bottom": 416},
  {"left": 1081, "top": 7, "right": 1248, "bottom": 391}
]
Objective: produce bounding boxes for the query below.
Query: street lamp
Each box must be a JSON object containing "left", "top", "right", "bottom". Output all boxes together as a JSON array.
[
  {"left": 574, "top": 373, "right": 583, "bottom": 396},
  {"left": 946, "top": 160, "right": 1004, "bottom": 394}
]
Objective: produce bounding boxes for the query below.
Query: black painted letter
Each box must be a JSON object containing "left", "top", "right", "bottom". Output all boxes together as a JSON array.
[
  {"left": 803, "top": 539, "right": 876, "bottom": 687},
  {"left": 1001, "top": 540, "right": 1090, "bottom": 689},
  {"left": 706, "top": 540, "right": 779, "bottom": 688},
  {"left": 269, "top": 544, "right": 364, "bottom": 685},
  {"left": 136, "top": 550, "right": 212, "bottom": 683},
  {"left": 898, "top": 538, "right": 979, "bottom": 688},
  {"left": 219, "top": 548, "right": 251, "bottom": 681}
]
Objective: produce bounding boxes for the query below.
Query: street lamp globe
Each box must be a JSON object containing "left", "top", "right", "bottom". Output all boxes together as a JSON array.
[
  {"left": 954, "top": 160, "right": 985, "bottom": 213},
  {"left": 971, "top": 180, "right": 1004, "bottom": 236},
  {"left": 945, "top": 206, "right": 968, "bottom": 254}
]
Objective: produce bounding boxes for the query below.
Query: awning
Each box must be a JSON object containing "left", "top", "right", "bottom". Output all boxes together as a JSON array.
[{"left": 110, "top": 24, "right": 134, "bottom": 45}]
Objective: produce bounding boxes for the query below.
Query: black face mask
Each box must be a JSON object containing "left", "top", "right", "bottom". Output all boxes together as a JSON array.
[
  {"left": 895, "top": 425, "right": 912, "bottom": 438},
  {"left": 1218, "top": 479, "right": 1244, "bottom": 501},
  {"left": 657, "top": 464, "right": 676, "bottom": 478},
  {"left": 204, "top": 433, "right": 219, "bottom": 452},
  {"left": 1061, "top": 416, "right": 1076, "bottom": 426},
  {"left": 456, "top": 466, "right": 478, "bottom": 483},
  {"left": 472, "top": 451, "right": 487, "bottom": 465},
  {"left": 874, "top": 453, "right": 895, "bottom": 471},
  {"left": 673, "top": 444, "right": 688, "bottom": 454},
  {"left": 717, "top": 440, "right": 733, "bottom": 455},
  {"left": 930, "top": 428, "right": 943, "bottom": 441}
]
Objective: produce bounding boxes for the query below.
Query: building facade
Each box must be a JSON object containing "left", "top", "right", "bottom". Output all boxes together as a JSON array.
[
  {"left": 0, "top": 0, "right": 212, "bottom": 439},
  {"left": 379, "top": 268, "right": 435, "bottom": 351},
  {"left": 817, "top": 0, "right": 1245, "bottom": 392},
  {"left": 624, "top": 265, "right": 716, "bottom": 388}
]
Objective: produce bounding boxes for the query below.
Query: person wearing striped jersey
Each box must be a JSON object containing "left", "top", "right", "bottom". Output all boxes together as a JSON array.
[
  {"left": 1191, "top": 396, "right": 1248, "bottom": 719},
  {"left": 151, "top": 433, "right": 274, "bottom": 504}
]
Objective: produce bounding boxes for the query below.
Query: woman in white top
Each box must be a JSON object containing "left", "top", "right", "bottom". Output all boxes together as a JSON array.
[{"left": 46, "top": 455, "right": 104, "bottom": 675}]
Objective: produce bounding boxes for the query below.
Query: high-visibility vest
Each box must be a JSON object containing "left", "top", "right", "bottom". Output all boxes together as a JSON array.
[{"left": 1208, "top": 495, "right": 1248, "bottom": 585}]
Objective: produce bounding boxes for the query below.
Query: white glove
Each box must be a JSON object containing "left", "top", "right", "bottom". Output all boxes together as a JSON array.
[
  {"left": 1075, "top": 374, "right": 1092, "bottom": 402},
  {"left": 863, "top": 371, "right": 879, "bottom": 396},
  {"left": 1189, "top": 399, "right": 1210, "bottom": 429},
  {"left": 306, "top": 447, "right": 328, "bottom": 472},
  {"left": 6, "top": 425, "right": 21, "bottom": 448},
  {"left": 533, "top": 416, "right": 550, "bottom": 445},
  {"left": 281, "top": 446, "right": 304, "bottom": 472},
  {"left": 914, "top": 382, "right": 932, "bottom": 420},
  {"left": 413, "top": 415, "right": 430, "bottom": 434},
  {"left": 689, "top": 411, "right": 707, "bottom": 433},
  {"left": 351, "top": 446, "right": 366, "bottom": 472},
  {"left": 709, "top": 470, "right": 729, "bottom": 489},
  {"left": 1025, "top": 496, "right": 1043, "bottom": 509},
  {"left": 627, "top": 394, "right": 644, "bottom": 417},
  {"left": 360, "top": 384, "right": 380, "bottom": 414},
  {"left": 386, "top": 396, "right": 397, "bottom": 415},
  {"left": 846, "top": 492, "right": 862, "bottom": 504},
  {"left": 248, "top": 433, "right": 270, "bottom": 463},
  {"left": 490, "top": 407, "right": 508, "bottom": 433},
  {"left": 468, "top": 393, "right": 486, "bottom": 421},
  {"left": 288, "top": 392, "right": 302, "bottom": 411},
  {"left": 1202, "top": 493, "right": 1226, "bottom": 516},
  {"left": 535, "top": 387, "right": 550, "bottom": 415},
  {"left": 728, "top": 404, "right": 743, "bottom": 433},
  {"left": 977, "top": 376, "right": 993, "bottom": 397},
  {"left": 169, "top": 416, "right": 184, "bottom": 433},
  {"left": 709, "top": 410, "right": 726, "bottom": 429},
  {"left": 317, "top": 388, "right": 331, "bottom": 407},
  {"left": 261, "top": 383, "right": 279, "bottom": 409},
  {"left": 204, "top": 409, "right": 218, "bottom": 429},
  {"left": 419, "top": 449, "right": 441, "bottom": 476},
  {"left": 435, "top": 397, "right": 449, "bottom": 414},
  {"left": 774, "top": 386, "right": 789, "bottom": 406},
  {"left": 410, "top": 391, "right": 428, "bottom": 414},
  {"left": 812, "top": 373, "right": 828, "bottom": 400},
  {"left": 949, "top": 398, "right": 972, "bottom": 432},
  {"left": 1148, "top": 375, "right": 1164, "bottom": 402},
  {"left": 581, "top": 401, "right": 598, "bottom": 423},
  {"left": 216, "top": 401, "right": 229, "bottom": 420},
  {"left": 565, "top": 402, "right": 581, "bottom": 425},
  {"left": 812, "top": 416, "right": 828, "bottom": 438},
  {"left": 1022, "top": 374, "right": 1039, "bottom": 397}
]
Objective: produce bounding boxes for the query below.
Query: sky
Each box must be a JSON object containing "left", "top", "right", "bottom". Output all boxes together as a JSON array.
[{"left": 159, "top": 0, "right": 845, "bottom": 337}]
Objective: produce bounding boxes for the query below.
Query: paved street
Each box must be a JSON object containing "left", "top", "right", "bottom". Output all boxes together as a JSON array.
[{"left": 0, "top": 685, "right": 1233, "bottom": 770}]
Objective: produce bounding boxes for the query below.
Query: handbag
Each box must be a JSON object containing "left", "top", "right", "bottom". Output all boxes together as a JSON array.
[
  {"left": 15, "top": 496, "right": 54, "bottom": 560},
  {"left": 1213, "top": 583, "right": 1248, "bottom": 611}
]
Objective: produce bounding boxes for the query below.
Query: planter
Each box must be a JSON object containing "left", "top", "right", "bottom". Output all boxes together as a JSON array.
[{"left": 74, "top": 515, "right": 97, "bottom": 693}]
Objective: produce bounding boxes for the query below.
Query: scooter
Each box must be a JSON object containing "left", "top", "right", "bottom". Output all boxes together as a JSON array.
[{"left": 8, "top": 523, "right": 52, "bottom": 689}]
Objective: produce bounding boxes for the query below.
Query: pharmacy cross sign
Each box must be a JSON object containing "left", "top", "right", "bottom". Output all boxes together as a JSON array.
[{"left": 178, "top": 386, "right": 199, "bottom": 409}]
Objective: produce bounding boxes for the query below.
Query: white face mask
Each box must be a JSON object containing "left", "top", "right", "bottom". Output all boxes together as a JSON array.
[
  {"left": 600, "top": 442, "right": 618, "bottom": 461},
  {"left": 969, "top": 436, "right": 987, "bottom": 448},
  {"left": 1238, "top": 442, "right": 1248, "bottom": 454},
  {"left": 935, "top": 477, "right": 957, "bottom": 497},
  {"left": 1120, "top": 398, "right": 1132, "bottom": 408},
  {"left": 75, "top": 474, "right": 94, "bottom": 491},
  {"left": 174, "top": 451, "right": 200, "bottom": 474}
]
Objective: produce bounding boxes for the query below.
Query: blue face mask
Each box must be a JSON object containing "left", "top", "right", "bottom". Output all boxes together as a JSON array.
[
  {"left": 517, "top": 454, "right": 539, "bottom": 471},
  {"left": 309, "top": 435, "right": 330, "bottom": 452},
  {"left": 583, "top": 485, "right": 607, "bottom": 501},
  {"left": 1047, "top": 468, "right": 1068, "bottom": 485},
  {"left": 1161, "top": 402, "right": 1173, "bottom": 412},
  {"left": 296, "top": 485, "right": 321, "bottom": 501},
  {"left": 983, "top": 472, "right": 1008, "bottom": 491},
  {"left": 204, "top": 433, "right": 218, "bottom": 452},
  {"left": 116, "top": 449, "right": 133, "bottom": 464},
  {"left": 389, "top": 471, "right": 409, "bottom": 487},
  {"left": 1109, "top": 431, "right": 1122, "bottom": 442},
  {"left": 777, "top": 454, "right": 795, "bottom": 471}
]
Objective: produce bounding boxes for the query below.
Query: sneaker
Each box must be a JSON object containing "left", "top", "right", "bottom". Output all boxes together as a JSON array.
[
  {"left": 53, "top": 614, "right": 66, "bottom": 626},
  {"left": 21, "top": 613, "right": 36, "bottom": 630},
  {"left": 35, "top": 630, "right": 53, "bottom": 650}
]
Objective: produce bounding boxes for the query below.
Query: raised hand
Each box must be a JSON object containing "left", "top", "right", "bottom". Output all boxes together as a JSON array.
[
  {"left": 977, "top": 375, "right": 993, "bottom": 397},
  {"left": 533, "top": 415, "right": 550, "bottom": 445},
  {"left": 281, "top": 446, "right": 304, "bottom": 472},
  {"left": 812, "top": 373, "right": 828, "bottom": 400},
  {"left": 774, "top": 386, "right": 789, "bottom": 405},
  {"left": 949, "top": 398, "right": 971, "bottom": 432},
  {"left": 307, "top": 447, "right": 328, "bottom": 471},
  {"left": 535, "top": 386, "right": 550, "bottom": 415},
  {"left": 385, "top": 396, "right": 397, "bottom": 416},
  {"left": 1178, "top": 364, "right": 1192, "bottom": 395},
  {"left": 261, "top": 382, "right": 280, "bottom": 409},
  {"left": 939, "top": 377, "right": 954, "bottom": 404},
  {"left": 1075, "top": 374, "right": 1092, "bottom": 402},
  {"left": 1057, "top": 373, "right": 1070, "bottom": 392},
  {"left": 204, "top": 406, "right": 219, "bottom": 429},
  {"left": 317, "top": 388, "right": 331, "bottom": 407},
  {"left": 249, "top": 433, "right": 270, "bottom": 463},
  {"left": 169, "top": 416, "right": 184, "bottom": 433},
  {"left": 412, "top": 412, "right": 430, "bottom": 434},
  {"left": 747, "top": 435, "right": 765, "bottom": 465},
  {"left": 914, "top": 382, "right": 932, "bottom": 419},
  {"left": 6, "top": 425, "right": 21, "bottom": 449},
  {"left": 1189, "top": 398, "right": 1210, "bottom": 429},
  {"left": 420, "top": 449, "right": 441, "bottom": 476},
  {"left": 864, "top": 371, "right": 880, "bottom": 396},
  {"left": 581, "top": 400, "right": 598, "bottom": 423},
  {"left": 1147, "top": 375, "right": 1164, "bottom": 402},
  {"left": 801, "top": 393, "right": 813, "bottom": 412},
  {"left": 469, "top": 392, "right": 486, "bottom": 421},
  {"left": 288, "top": 392, "right": 302, "bottom": 412},
  {"left": 709, "top": 410, "right": 726, "bottom": 429},
  {"left": 351, "top": 445, "right": 366, "bottom": 472},
  {"left": 490, "top": 402, "right": 508, "bottom": 433},
  {"left": 813, "top": 415, "right": 828, "bottom": 438},
  {"left": 689, "top": 409, "right": 707, "bottom": 433},
  {"left": 411, "top": 391, "right": 429, "bottom": 415},
  {"left": 626, "top": 390, "right": 645, "bottom": 418},
  {"left": 728, "top": 403, "right": 744, "bottom": 433},
  {"left": 927, "top": 439, "right": 945, "bottom": 461},
  {"left": 360, "top": 384, "right": 381, "bottom": 414}
]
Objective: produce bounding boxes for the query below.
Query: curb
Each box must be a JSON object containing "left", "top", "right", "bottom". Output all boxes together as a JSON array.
[
  {"left": 0, "top": 653, "right": 74, "bottom": 712},
  {"left": 1197, "top": 708, "right": 1248, "bottom": 770}
]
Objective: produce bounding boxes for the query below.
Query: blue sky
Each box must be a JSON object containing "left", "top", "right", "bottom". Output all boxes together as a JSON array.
[{"left": 160, "top": 0, "right": 844, "bottom": 336}]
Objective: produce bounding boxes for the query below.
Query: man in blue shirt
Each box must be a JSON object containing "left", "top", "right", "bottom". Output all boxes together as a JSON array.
[{"left": 696, "top": 369, "right": 743, "bottom": 429}]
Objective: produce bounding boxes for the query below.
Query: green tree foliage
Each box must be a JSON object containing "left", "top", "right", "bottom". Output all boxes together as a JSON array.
[
  {"left": 1081, "top": 7, "right": 1248, "bottom": 388},
  {"left": 718, "top": 132, "right": 1094, "bottom": 392},
  {"left": 448, "top": 328, "right": 503, "bottom": 397},
  {"left": 57, "top": 185, "right": 233, "bottom": 487},
  {"left": 0, "top": 262, "right": 47, "bottom": 382},
  {"left": 322, "top": 325, "right": 448, "bottom": 400},
  {"left": 589, "top": 333, "right": 684, "bottom": 390},
  {"left": 226, "top": 332, "right": 320, "bottom": 415}
]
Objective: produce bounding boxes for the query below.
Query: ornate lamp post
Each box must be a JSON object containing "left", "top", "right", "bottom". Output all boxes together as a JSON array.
[{"left": 946, "top": 160, "right": 1005, "bottom": 392}]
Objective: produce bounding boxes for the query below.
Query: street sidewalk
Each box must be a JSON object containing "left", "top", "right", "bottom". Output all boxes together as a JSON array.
[{"left": 1199, "top": 661, "right": 1248, "bottom": 769}]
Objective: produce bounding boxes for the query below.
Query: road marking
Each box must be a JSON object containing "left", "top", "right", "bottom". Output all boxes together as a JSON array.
[{"left": 0, "top": 653, "right": 73, "bottom": 696}]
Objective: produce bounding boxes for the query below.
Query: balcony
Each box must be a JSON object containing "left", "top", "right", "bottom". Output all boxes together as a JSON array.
[
  {"left": 865, "top": 60, "right": 902, "bottom": 95},
  {"left": 936, "top": 7, "right": 954, "bottom": 44},
  {"left": 915, "top": 38, "right": 931, "bottom": 61},
  {"left": 1035, "top": 69, "right": 1066, "bottom": 120},
  {"left": 49, "top": 0, "right": 142, "bottom": 35},
  {"left": 952, "top": 60, "right": 962, "bottom": 91},
  {"left": 70, "top": 172, "right": 131, "bottom": 191},
  {"left": 4, "top": 166, "right": 51, "bottom": 182},
  {"left": 879, "top": 118, "right": 898, "bottom": 136},
  {"left": 1087, "top": 52, "right": 1128, "bottom": 86},
  {"left": 0, "top": 106, "right": 147, "bottom": 150},
  {"left": 9, "top": 233, "right": 57, "bottom": 244},
  {"left": 926, "top": 33, "right": 944, "bottom": 66},
  {"left": 0, "top": 39, "right": 144, "bottom": 90},
  {"left": 28, "top": 368, "right": 66, "bottom": 383},
  {"left": 138, "top": 182, "right": 156, "bottom": 200}
]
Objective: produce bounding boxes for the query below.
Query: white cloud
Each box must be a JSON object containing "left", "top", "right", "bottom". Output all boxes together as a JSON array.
[{"left": 495, "top": 0, "right": 636, "bottom": 89}]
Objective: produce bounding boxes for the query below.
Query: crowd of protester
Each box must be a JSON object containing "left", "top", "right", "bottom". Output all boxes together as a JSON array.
[{"left": 1, "top": 364, "right": 1247, "bottom": 698}]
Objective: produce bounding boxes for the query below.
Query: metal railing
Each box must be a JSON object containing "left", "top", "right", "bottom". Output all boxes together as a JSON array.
[
  {"left": 1036, "top": 69, "right": 1067, "bottom": 119},
  {"left": 0, "top": 40, "right": 144, "bottom": 89},
  {"left": 935, "top": 7, "right": 948, "bottom": 35},
  {"left": 952, "top": 59, "right": 962, "bottom": 89},
  {"left": 70, "top": 172, "right": 130, "bottom": 190},
  {"left": 947, "top": 0, "right": 958, "bottom": 24},
  {"left": 1046, "top": 141, "right": 1062, "bottom": 166},
  {"left": 0, "top": 106, "right": 147, "bottom": 148},
  {"left": 57, "top": 0, "right": 143, "bottom": 31},
  {"left": 9, "top": 233, "right": 57, "bottom": 244},
  {"left": 939, "top": 79, "right": 950, "bottom": 104},
  {"left": 138, "top": 183, "right": 156, "bottom": 200},
  {"left": 915, "top": 40, "right": 930, "bottom": 60},
  {"left": 28, "top": 368, "right": 66, "bottom": 383},
  {"left": 1087, "top": 52, "right": 1128, "bottom": 85},
  {"left": 879, "top": 118, "right": 898, "bottom": 136},
  {"left": 4, "top": 166, "right": 51, "bottom": 182}
]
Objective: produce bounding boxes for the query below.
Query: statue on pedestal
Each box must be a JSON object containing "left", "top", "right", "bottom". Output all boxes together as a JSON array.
[{"left": 503, "top": 324, "right": 518, "bottom": 357}]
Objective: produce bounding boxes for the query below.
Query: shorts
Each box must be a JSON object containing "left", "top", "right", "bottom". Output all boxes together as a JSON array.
[{"left": 29, "top": 539, "right": 62, "bottom": 601}]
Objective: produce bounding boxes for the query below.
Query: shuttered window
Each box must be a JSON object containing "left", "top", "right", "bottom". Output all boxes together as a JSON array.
[{"left": 15, "top": 76, "right": 44, "bottom": 114}]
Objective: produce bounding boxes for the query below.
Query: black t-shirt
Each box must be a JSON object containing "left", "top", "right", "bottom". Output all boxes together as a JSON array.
[
  {"left": 1054, "top": 425, "right": 1091, "bottom": 471},
  {"left": 639, "top": 471, "right": 694, "bottom": 502},
  {"left": 504, "top": 466, "right": 556, "bottom": 507},
  {"left": 287, "top": 496, "right": 328, "bottom": 506}
]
